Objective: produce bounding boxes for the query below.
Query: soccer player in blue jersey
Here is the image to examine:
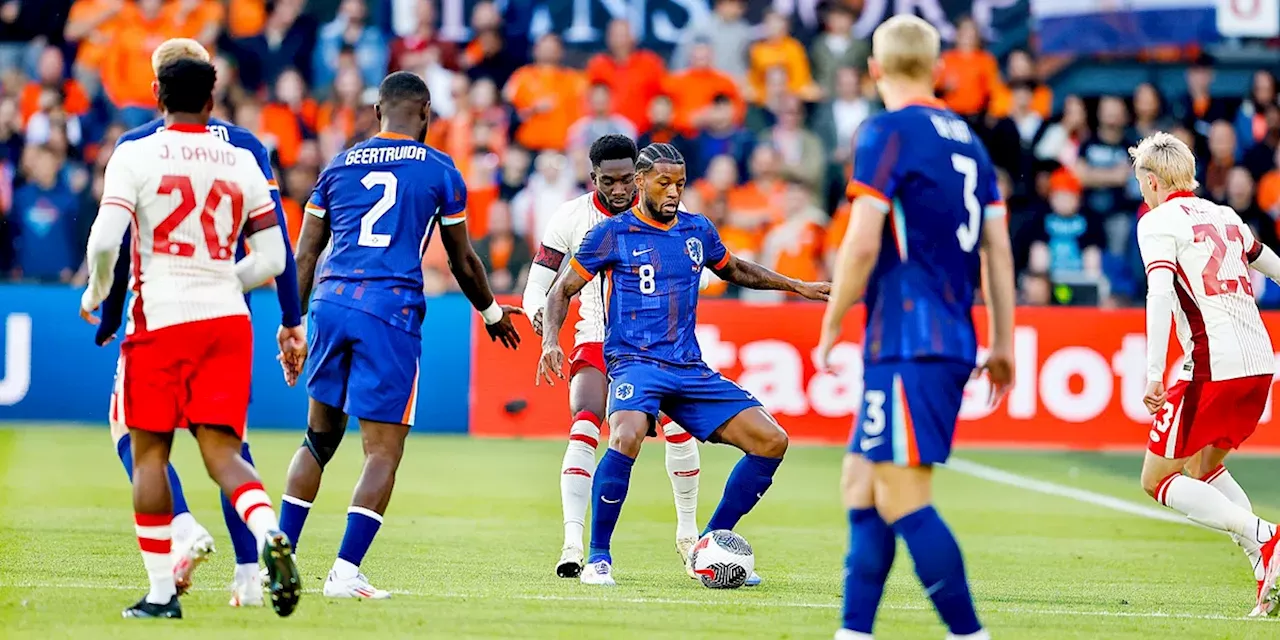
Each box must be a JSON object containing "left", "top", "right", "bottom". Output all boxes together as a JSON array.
[
  {"left": 816, "top": 16, "right": 1016, "bottom": 640},
  {"left": 277, "top": 71, "right": 522, "bottom": 599},
  {"left": 538, "top": 142, "right": 830, "bottom": 586},
  {"left": 90, "top": 39, "right": 305, "bottom": 607}
]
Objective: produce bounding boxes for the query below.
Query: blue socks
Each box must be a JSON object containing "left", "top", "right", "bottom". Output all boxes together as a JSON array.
[
  {"left": 587, "top": 448, "right": 635, "bottom": 564},
  {"left": 894, "top": 506, "right": 982, "bottom": 636},
  {"left": 336, "top": 507, "right": 383, "bottom": 566},
  {"left": 116, "top": 433, "right": 189, "bottom": 516},
  {"left": 704, "top": 454, "right": 782, "bottom": 534},
  {"left": 220, "top": 442, "right": 260, "bottom": 563},
  {"left": 279, "top": 494, "right": 313, "bottom": 553},
  {"left": 842, "top": 507, "right": 896, "bottom": 633}
]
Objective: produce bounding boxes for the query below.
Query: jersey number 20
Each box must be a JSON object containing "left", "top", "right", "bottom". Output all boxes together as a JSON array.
[
  {"left": 358, "top": 171, "right": 397, "bottom": 248},
  {"left": 155, "top": 175, "right": 243, "bottom": 260},
  {"left": 952, "top": 154, "right": 981, "bottom": 253}
]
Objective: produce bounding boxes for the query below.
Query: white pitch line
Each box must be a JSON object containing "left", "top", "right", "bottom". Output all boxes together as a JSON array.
[
  {"left": 945, "top": 457, "right": 1194, "bottom": 526},
  {"left": 1, "top": 581, "right": 1275, "bottom": 623}
]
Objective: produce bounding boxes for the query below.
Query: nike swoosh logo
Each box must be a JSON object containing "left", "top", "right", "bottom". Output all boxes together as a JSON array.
[
  {"left": 756, "top": 493, "right": 764, "bottom": 499},
  {"left": 602, "top": 497, "right": 621, "bottom": 504},
  {"left": 632, "top": 248, "right": 653, "bottom": 256},
  {"left": 860, "top": 437, "right": 883, "bottom": 452}
]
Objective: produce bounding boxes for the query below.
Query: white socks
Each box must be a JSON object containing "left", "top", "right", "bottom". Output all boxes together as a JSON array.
[
  {"left": 135, "top": 514, "right": 176, "bottom": 605},
  {"left": 1203, "top": 465, "right": 1265, "bottom": 578},
  {"left": 232, "top": 481, "right": 279, "bottom": 548},
  {"left": 562, "top": 411, "right": 601, "bottom": 548},
  {"left": 332, "top": 557, "right": 360, "bottom": 580},
  {"left": 1157, "top": 473, "right": 1275, "bottom": 545},
  {"left": 662, "top": 420, "right": 701, "bottom": 540}
]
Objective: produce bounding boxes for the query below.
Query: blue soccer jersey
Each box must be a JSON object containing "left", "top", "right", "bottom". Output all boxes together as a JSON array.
[
  {"left": 303, "top": 132, "right": 467, "bottom": 426},
  {"left": 847, "top": 100, "right": 1004, "bottom": 369},
  {"left": 568, "top": 206, "right": 760, "bottom": 440},
  {"left": 846, "top": 100, "right": 1005, "bottom": 467},
  {"left": 99, "top": 117, "right": 303, "bottom": 334},
  {"left": 305, "top": 132, "right": 467, "bottom": 336}
]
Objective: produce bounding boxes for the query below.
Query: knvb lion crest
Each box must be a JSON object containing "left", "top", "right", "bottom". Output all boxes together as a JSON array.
[
  {"left": 686, "top": 237, "right": 704, "bottom": 267},
  {"left": 615, "top": 383, "right": 634, "bottom": 401}
]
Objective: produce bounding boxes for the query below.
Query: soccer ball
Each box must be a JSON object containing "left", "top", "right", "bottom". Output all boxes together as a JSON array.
[{"left": 690, "top": 529, "right": 754, "bottom": 589}]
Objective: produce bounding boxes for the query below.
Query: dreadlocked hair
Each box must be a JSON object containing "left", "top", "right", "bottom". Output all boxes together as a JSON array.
[{"left": 636, "top": 143, "right": 685, "bottom": 173}]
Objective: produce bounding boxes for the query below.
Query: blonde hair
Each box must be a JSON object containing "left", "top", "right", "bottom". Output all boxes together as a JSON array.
[
  {"left": 871, "top": 15, "right": 940, "bottom": 82},
  {"left": 151, "top": 39, "right": 211, "bottom": 76},
  {"left": 1129, "top": 131, "right": 1199, "bottom": 192}
]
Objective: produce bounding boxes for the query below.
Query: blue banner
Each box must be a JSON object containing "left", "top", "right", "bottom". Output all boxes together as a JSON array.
[{"left": 0, "top": 285, "right": 473, "bottom": 432}]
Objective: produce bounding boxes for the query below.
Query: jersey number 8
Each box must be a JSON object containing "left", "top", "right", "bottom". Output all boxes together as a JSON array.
[
  {"left": 358, "top": 171, "right": 397, "bottom": 248},
  {"left": 638, "top": 264, "right": 656, "bottom": 294}
]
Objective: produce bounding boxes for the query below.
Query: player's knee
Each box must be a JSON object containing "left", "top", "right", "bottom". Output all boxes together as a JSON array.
[
  {"left": 755, "top": 424, "right": 789, "bottom": 459},
  {"left": 608, "top": 420, "right": 647, "bottom": 457},
  {"left": 303, "top": 428, "right": 343, "bottom": 469},
  {"left": 841, "top": 455, "right": 874, "bottom": 509}
]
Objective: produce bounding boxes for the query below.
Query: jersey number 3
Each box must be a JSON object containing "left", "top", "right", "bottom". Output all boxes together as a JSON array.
[
  {"left": 952, "top": 154, "right": 981, "bottom": 253},
  {"left": 359, "top": 171, "right": 397, "bottom": 248},
  {"left": 155, "top": 175, "right": 243, "bottom": 260}
]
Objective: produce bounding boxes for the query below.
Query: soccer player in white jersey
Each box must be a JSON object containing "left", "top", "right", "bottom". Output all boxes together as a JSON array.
[
  {"left": 523, "top": 134, "right": 706, "bottom": 579},
  {"left": 79, "top": 58, "right": 300, "bottom": 619},
  {"left": 1134, "top": 132, "right": 1280, "bottom": 616}
]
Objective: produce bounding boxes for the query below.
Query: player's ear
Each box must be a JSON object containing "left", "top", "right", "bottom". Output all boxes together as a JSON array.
[
  {"left": 374, "top": 102, "right": 382, "bottom": 122},
  {"left": 151, "top": 80, "right": 160, "bottom": 101},
  {"left": 867, "top": 59, "right": 882, "bottom": 82}
]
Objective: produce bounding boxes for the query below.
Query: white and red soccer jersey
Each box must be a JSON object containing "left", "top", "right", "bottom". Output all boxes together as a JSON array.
[
  {"left": 1137, "top": 193, "right": 1275, "bottom": 382},
  {"left": 98, "top": 125, "right": 276, "bottom": 334}
]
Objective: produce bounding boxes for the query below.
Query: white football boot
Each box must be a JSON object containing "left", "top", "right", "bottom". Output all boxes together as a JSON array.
[
  {"left": 323, "top": 570, "right": 392, "bottom": 599},
  {"left": 676, "top": 537, "right": 697, "bottom": 579},
  {"left": 172, "top": 527, "right": 216, "bottom": 595},
  {"left": 580, "top": 560, "right": 616, "bottom": 586},
  {"left": 833, "top": 630, "right": 873, "bottom": 640},
  {"left": 229, "top": 565, "right": 264, "bottom": 607},
  {"left": 556, "top": 545, "right": 584, "bottom": 578},
  {"left": 745, "top": 571, "right": 763, "bottom": 587}
]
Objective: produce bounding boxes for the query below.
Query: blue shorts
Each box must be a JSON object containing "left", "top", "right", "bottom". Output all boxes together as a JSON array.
[
  {"left": 850, "top": 360, "right": 973, "bottom": 466},
  {"left": 305, "top": 300, "right": 421, "bottom": 426},
  {"left": 607, "top": 360, "right": 762, "bottom": 442}
]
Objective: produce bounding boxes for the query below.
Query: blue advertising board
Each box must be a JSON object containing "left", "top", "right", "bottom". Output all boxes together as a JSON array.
[{"left": 0, "top": 285, "right": 473, "bottom": 432}]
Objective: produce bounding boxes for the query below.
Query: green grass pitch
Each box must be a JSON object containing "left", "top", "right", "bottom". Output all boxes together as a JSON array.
[{"left": 2, "top": 425, "right": 1280, "bottom": 639}]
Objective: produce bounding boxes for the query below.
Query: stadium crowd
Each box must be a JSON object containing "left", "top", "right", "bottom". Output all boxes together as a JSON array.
[{"left": 4, "top": 0, "right": 1280, "bottom": 307}]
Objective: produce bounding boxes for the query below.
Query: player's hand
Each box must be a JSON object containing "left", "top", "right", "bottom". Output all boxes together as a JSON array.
[
  {"left": 485, "top": 305, "right": 524, "bottom": 350},
  {"left": 1143, "top": 380, "right": 1167, "bottom": 415},
  {"left": 974, "top": 345, "right": 1014, "bottom": 408},
  {"left": 277, "top": 324, "right": 308, "bottom": 387},
  {"left": 79, "top": 304, "right": 100, "bottom": 326},
  {"left": 536, "top": 343, "right": 566, "bottom": 386},
  {"left": 794, "top": 281, "right": 832, "bottom": 302},
  {"left": 816, "top": 322, "right": 840, "bottom": 372}
]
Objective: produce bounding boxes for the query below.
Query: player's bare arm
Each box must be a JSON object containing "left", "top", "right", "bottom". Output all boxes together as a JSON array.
[
  {"left": 537, "top": 266, "right": 590, "bottom": 386},
  {"left": 977, "top": 212, "right": 1016, "bottom": 406},
  {"left": 817, "top": 197, "right": 885, "bottom": 367},
  {"left": 439, "top": 220, "right": 524, "bottom": 349},
  {"left": 80, "top": 158, "right": 136, "bottom": 324},
  {"left": 285, "top": 206, "right": 332, "bottom": 385},
  {"left": 712, "top": 253, "right": 831, "bottom": 301}
]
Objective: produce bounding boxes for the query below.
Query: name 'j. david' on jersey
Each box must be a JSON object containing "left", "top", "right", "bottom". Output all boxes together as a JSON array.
[{"left": 846, "top": 99, "right": 1005, "bottom": 367}]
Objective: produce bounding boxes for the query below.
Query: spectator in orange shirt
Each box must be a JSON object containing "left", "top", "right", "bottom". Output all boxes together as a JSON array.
[
  {"left": 728, "top": 144, "right": 787, "bottom": 234},
  {"left": 938, "top": 16, "right": 999, "bottom": 117},
  {"left": 65, "top": 0, "right": 136, "bottom": 89},
  {"left": 663, "top": 40, "right": 744, "bottom": 136},
  {"left": 747, "top": 10, "right": 819, "bottom": 104},
  {"left": 504, "top": 33, "right": 583, "bottom": 152},
  {"left": 824, "top": 200, "right": 851, "bottom": 274},
  {"left": 163, "top": 0, "right": 223, "bottom": 49},
  {"left": 20, "top": 46, "right": 91, "bottom": 125},
  {"left": 475, "top": 199, "right": 531, "bottom": 294},
  {"left": 759, "top": 94, "right": 825, "bottom": 201},
  {"left": 100, "top": 0, "right": 174, "bottom": 123},
  {"left": 265, "top": 67, "right": 318, "bottom": 136},
  {"left": 317, "top": 65, "right": 364, "bottom": 157},
  {"left": 1256, "top": 145, "right": 1280, "bottom": 213},
  {"left": 758, "top": 174, "right": 827, "bottom": 301},
  {"left": 227, "top": 0, "right": 266, "bottom": 39},
  {"left": 988, "top": 50, "right": 1052, "bottom": 119},
  {"left": 694, "top": 154, "right": 738, "bottom": 206},
  {"left": 258, "top": 79, "right": 304, "bottom": 169},
  {"left": 638, "top": 95, "right": 691, "bottom": 157},
  {"left": 566, "top": 83, "right": 637, "bottom": 172},
  {"left": 586, "top": 19, "right": 666, "bottom": 131}
]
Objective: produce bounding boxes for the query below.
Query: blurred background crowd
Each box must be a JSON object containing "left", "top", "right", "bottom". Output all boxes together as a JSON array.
[{"left": 4, "top": 0, "right": 1280, "bottom": 307}]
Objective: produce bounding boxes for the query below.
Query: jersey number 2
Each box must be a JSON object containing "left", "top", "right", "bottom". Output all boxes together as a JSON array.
[
  {"left": 952, "top": 154, "right": 981, "bottom": 253},
  {"left": 1192, "top": 223, "right": 1254, "bottom": 297},
  {"left": 359, "top": 171, "right": 397, "bottom": 248},
  {"left": 154, "top": 175, "right": 244, "bottom": 260}
]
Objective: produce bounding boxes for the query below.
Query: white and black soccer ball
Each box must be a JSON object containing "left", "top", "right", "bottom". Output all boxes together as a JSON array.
[{"left": 690, "top": 529, "right": 754, "bottom": 589}]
